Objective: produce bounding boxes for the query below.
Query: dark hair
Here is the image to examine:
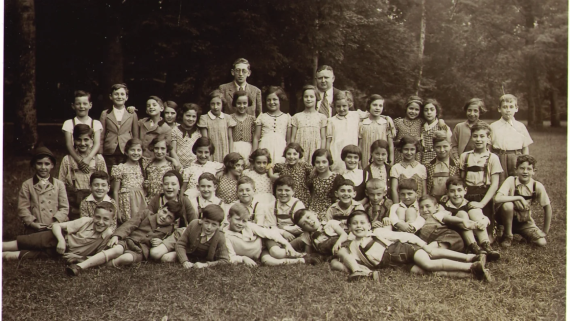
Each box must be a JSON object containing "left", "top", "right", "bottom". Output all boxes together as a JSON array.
[
  {"left": 147, "top": 96, "right": 165, "bottom": 108},
  {"left": 110, "top": 83, "right": 128, "bottom": 95},
  {"left": 163, "top": 169, "right": 183, "bottom": 186},
  {"left": 469, "top": 122, "right": 492, "bottom": 136},
  {"left": 311, "top": 148, "right": 333, "bottom": 166},
  {"left": 264, "top": 86, "right": 288, "bottom": 110},
  {"left": 516, "top": 155, "right": 537, "bottom": 169},
  {"left": 249, "top": 148, "right": 272, "bottom": 165},
  {"left": 334, "top": 91, "right": 348, "bottom": 104},
  {"left": 236, "top": 176, "right": 255, "bottom": 190},
  {"left": 149, "top": 134, "right": 171, "bottom": 152},
  {"left": 273, "top": 175, "right": 295, "bottom": 196},
  {"left": 208, "top": 89, "right": 227, "bottom": 111},
  {"left": 293, "top": 208, "right": 310, "bottom": 226},
  {"left": 178, "top": 103, "right": 202, "bottom": 122},
  {"left": 198, "top": 172, "right": 218, "bottom": 185},
  {"left": 223, "top": 152, "right": 244, "bottom": 174},
  {"left": 201, "top": 204, "right": 225, "bottom": 223},
  {"left": 418, "top": 194, "right": 437, "bottom": 205},
  {"left": 283, "top": 143, "right": 304, "bottom": 158},
  {"left": 422, "top": 98, "right": 443, "bottom": 119},
  {"left": 341, "top": 145, "right": 362, "bottom": 161},
  {"left": 397, "top": 135, "right": 421, "bottom": 153},
  {"left": 232, "top": 58, "right": 250, "bottom": 69},
  {"left": 301, "top": 85, "right": 322, "bottom": 104},
  {"left": 366, "top": 94, "right": 385, "bottom": 112},
  {"left": 347, "top": 210, "right": 370, "bottom": 225},
  {"left": 463, "top": 98, "right": 487, "bottom": 114},
  {"left": 369, "top": 140, "right": 390, "bottom": 163},
  {"left": 74, "top": 90, "right": 91, "bottom": 102},
  {"left": 398, "top": 179, "right": 418, "bottom": 192},
  {"left": 72, "top": 124, "right": 93, "bottom": 141},
  {"left": 232, "top": 90, "right": 253, "bottom": 107},
  {"left": 316, "top": 65, "right": 334, "bottom": 74},
  {"left": 164, "top": 200, "right": 183, "bottom": 221},
  {"left": 94, "top": 201, "right": 116, "bottom": 218},
  {"left": 404, "top": 95, "right": 423, "bottom": 113},
  {"left": 89, "top": 171, "right": 110, "bottom": 185},
  {"left": 125, "top": 138, "right": 143, "bottom": 154},
  {"left": 334, "top": 178, "right": 355, "bottom": 191},
  {"left": 192, "top": 137, "right": 215, "bottom": 155},
  {"left": 165, "top": 100, "right": 178, "bottom": 110},
  {"left": 431, "top": 131, "right": 450, "bottom": 146},
  {"left": 445, "top": 176, "right": 467, "bottom": 190}
]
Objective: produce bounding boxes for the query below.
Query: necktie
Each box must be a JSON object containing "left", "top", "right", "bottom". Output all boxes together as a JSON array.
[
  {"left": 239, "top": 86, "right": 244, "bottom": 91},
  {"left": 319, "top": 94, "right": 329, "bottom": 117}
]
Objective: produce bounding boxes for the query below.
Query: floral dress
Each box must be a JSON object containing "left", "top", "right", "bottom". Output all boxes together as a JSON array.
[
  {"left": 111, "top": 163, "right": 147, "bottom": 224},
  {"left": 291, "top": 111, "right": 327, "bottom": 163},
  {"left": 393, "top": 117, "right": 423, "bottom": 163},
  {"left": 358, "top": 116, "right": 395, "bottom": 166},
  {"left": 145, "top": 160, "right": 175, "bottom": 201},
  {"left": 273, "top": 162, "right": 312, "bottom": 206},
  {"left": 308, "top": 172, "right": 342, "bottom": 220},
  {"left": 216, "top": 174, "right": 238, "bottom": 204},
  {"left": 172, "top": 126, "right": 201, "bottom": 168},
  {"left": 256, "top": 113, "right": 291, "bottom": 164},
  {"left": 197, "top": 112, "right": 237, "bottom": 162}
]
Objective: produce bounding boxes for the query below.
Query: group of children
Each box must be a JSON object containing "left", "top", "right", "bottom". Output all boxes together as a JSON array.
[{"left": 4, "top": 58, "right": 552, "bottom": 284}]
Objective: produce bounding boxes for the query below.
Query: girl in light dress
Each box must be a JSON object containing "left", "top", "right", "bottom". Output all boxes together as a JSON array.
[
  {"left": 171, "top": 103, "right": 202, "bottom": 169},
  {"left": 242, "top": 148, "right": 274, "bottom": 202},
  {"left": 290, "top": 85, "right": 327, "bottom": 163},
  {"left": 181, "top": 137, "right": 224, "bottom": 199},
  {"left": 231, "top": 91, "right": 256, "bottom": 167},
  {"left": 198, "top": 90, "right": 236, "bottom": 162}
]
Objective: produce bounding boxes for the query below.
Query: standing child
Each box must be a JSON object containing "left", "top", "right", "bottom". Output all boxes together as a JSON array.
[
  {"left": 393, "top": 96, "right": 423, "bottom": 163},
  {"left": 171, "top": 103, "right": 202, "bottom": 169},
  {"left": 325, "top": 179, "right": 364, "bottom": 231},
  {"left": 231, "top": 90, "right": 256, "bottom": 166},
  {"left": 62, "top": 90, "right": 102, "bottom": 175},
  {"left": 216, "top": 152, "right": 245, "bottom": 204},
  {"left": 340, "top": 145, "right": 366, "bottom": 201},
  {"left": 180, "top": 137, "right": 224, "bottom": 197},
  {"left": 308, "top": 149, "right": 343, "bottom": 220},
  {"left": 198, "top": 89, "right": 236, "bottom": 163},
  {"left": 270, "top": 143, "right": 312, "bottom": 206},
  {"left": 253, "top": 86, "right": 291, "bottom": 164},
  {"left": 390, "top": 136, "right": 427, "bottom": 202},
  {"left": 111, "top": 138, "right": 147, "bottom": 224},
  {"left": 18, "top": 145, "right": 69, "bottom": 234},
  {"left": 79, "top": 171, "right": 117, "bottom": 225},
  {"left": 291, "top": 85, "right": 327, "bottom": 163},
  {"left": 363, "top": 179, "right": 394, "bottom": 230},
  {"left": 243, "top": 148, "right": 274, "bottom": 200},
  {"left": 451, "top": 98, "right": 487, "bottom": 162},
  {"left": 420, "top": 99, "right": 452, "bottom": 165},
  {"left": 363, "top": 140, "right": 392, "bottom": 198},
  {"left": 59, "top": 124, "right": 107, "bottom": 220},
  {"left": 489, "top": 94, "right": 533, "bottom": 184},
  {"left": 163, "top": 101, "right": 179, "bottom": 128},
  {"left": 425, "top": 132, "right": 459, "bottom": 199},
  {"left": 143, "top": 135, "right": 176, "bottom": 201},
  {"left": 359, "top": 94, "right": 395, "bottom": 167},
  {"left": 100, "top": 83, "right": 139, "bottom": 174},
  {"left": 138, "top": 96, "right": 173, "bottom": 159}
]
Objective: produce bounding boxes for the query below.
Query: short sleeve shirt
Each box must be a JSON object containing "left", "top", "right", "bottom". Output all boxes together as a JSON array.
[
  {"left": 389, "top": 162, "right": 427, "bottom": 179},
  {"left": 65, "top": 217, "right": 113, "bottom": 255},
  {"left": 497, "top": 177, "right": 550, "bottom": 207},
  {"left": 62, "top": 117, "right": 103, "bottom": 133},
  {"left": 459, "top": 151, "right": 503, "bottom": 186},
  {"left": 489, "top": 118, "right": 533, "bottom": 150}
]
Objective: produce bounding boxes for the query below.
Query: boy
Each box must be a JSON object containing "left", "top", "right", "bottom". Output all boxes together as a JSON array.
[
  {"left": 441, "top": 176, "right": 500, "bottom": 259},
  {"left": 489, "top": 94, "right": 533, "bottom": 184},
  {"left": 417, "top": 195, "right": 467, "bottom": 252},
  {"left": 231, "top": 176, "right": 269, "bottom": 224},
  {"left": 494, "top": 155, "right": 551, "bottom": 247},
  {"left": 389, "top": 179, "right": 425, "bottom": 233},
  {"left": 363, "top": 179, "right": 393, "bottom": 230},
  {"left": 100, "top": 83, "right": 140, "bottom": 174},
  {"left": 325, "top": 179, "right": 364, "bottom": 231},
  {"left": 189, "top": 173, "right": 225, "bottom": 220},
  {"left": 79, "top": 171, "right": 117, "bottom": 220},
  {"left": 425, "top": 131, "right": 459, "bottom": 199},
  {"left": 4, "top": 202, "right": 115, "bottom": 262},
  {"left": 67, "top": 200, "right": 183, "bottom": 275},
  {"left": 218, "top": 58, "right": 262, "bottom": 116},
  {"left": 176, "top": 204, "right": 230, "bottom": 268}
]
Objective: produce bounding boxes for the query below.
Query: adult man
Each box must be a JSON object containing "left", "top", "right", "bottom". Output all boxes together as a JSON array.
[
  {"left": 315, "top": 65, "right": 343, "bottom": 118},
  {"left": 219, "top": 58, "right": 262, "bottom": 116}
]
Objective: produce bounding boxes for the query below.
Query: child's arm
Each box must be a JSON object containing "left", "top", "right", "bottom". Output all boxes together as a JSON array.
[
  {"left": 329, "top": 222, "right": 348, "bottom": 254},
  {"left": 469, "top": 173, "right": 499, "bottom": 209},
  {"left": 542, "top": 204, "right": 552, "bottom": 235},
  {"left": 252, "top": 125, "right": 262, "bottom": 151},
  {"left": 290, "top": 126, "right": 297, "bottom": 144},
  {"left": 195, "top": 234, "right": 230, "bottom": 268},
  {"left": 442, "top": 215, "right": 477, "bottom": 230},
  {"left": 200, "top": 128, "right": 208, "bottom": 138},
  {"left": 227, "top": 126, "right": 234, "bottom": 153},
  {"left": 319, "top": 126, "right": 326, "bottom": 149},
  {"left": 99, "top": 111, "right": 107, "bottom": 154},
  {"left": 54, "top": 180, "right": 70, "bottom": 223},
  {"left": 493, "top": 192, "right": 526, "bottom": 204},
  {"left": 51, "top": 222, "right": 68, "bottom": 254},
  {"left": 131, "top": 113, "right": 140, "bottom": 140},
  {"left": 64, "top": 132, "right": 82, "bottom": 164},
  {"left": 391, "top": 178, "right": 399, "bottom": 203},
  {"left": 388, "top": 137, "right": 394, "bottom": 165},
  {"left": 421, "top": 179, "right": 428, "bottom": 197},
  {"left": 175, "top": 226, "right": 193, "bottom": 268},
  {"left": 170, "top": 140, "right": 181, "bottom": 163},
  {"left": 84, "top": 130, "right": 102, "bottom": 165},
  {"left": 286, "top": 125, "right": 292, "bottom": 145},
  {"left": 450, "top": 126, "right": 460, "bottom": 162},
  {"left": 112, "top": 179, "right": 121, "bottom": 205}
]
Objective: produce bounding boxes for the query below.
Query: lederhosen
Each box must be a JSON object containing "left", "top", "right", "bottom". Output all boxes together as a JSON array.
[
  {"left": 308, "top": 228, "right": 339, "bottom": 255},
  {"left": 274, "top": 200, "right": 299, "bottom": 230},
  {"left": 67, "top": 119, "right": 95, "bottom": 220},
  {"left": 462, "top": 151, "right": 494, "bottom": 234},
  {"left": 418, "top": 214, "right": 465, "bottom": 252},
  {"left": 512, "top": 181, "right": 537, "bottom": 223},
  {"left": 196, "top": 197, "right": 223, "bottom": 219},
  {"left": 355, "top": 237, "right": 419, "bottom": 270}
]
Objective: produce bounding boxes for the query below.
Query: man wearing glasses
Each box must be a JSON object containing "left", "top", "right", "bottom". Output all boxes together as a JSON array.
[{"left": 219, "top": 58, "right": 263, "bottom": 116}]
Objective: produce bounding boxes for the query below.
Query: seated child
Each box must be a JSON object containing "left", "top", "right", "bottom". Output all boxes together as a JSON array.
[
  {"left": 325, "top": 179, "right": 364, "bottom": 231},
  {"left": 340, "top": 145, "right": 366, "bottom": 201},
  {"left": 258, "top": 176, "right": 305, "bottom": 239},
  {"left": 388, "top": 179, "right": 425, "bottom": 233},
  {"left": 225, "top": 203, "right": 305, "bottom": 266},
  {"left": 335, "top": 210, "right": 492, "bottom": 282},
  {"left": 495, "top": 155, "right": 551, "bottom": 247},
  {"left": 189, "top": 173, "right": 225, "bottom": 220},
  {"left": 79, "top": 171, "right": 117, "bottom": 225},
  {"left": 147, "top": 170, "right": 196, "bottom": 227},
  {"left": 66, "top": 200, "right": 183, "bottom": 275},
  {"left": 417, "top": 195, "right": 466, "bottom": 252},
  {"left": 442, "top": 176, "right": 500, "bottom": 259},
  {"left": 363, "top": 179, "right": 393, "bottom": 230},
  {"left": 175, "top": 204, "right": 230, "bottom": 269},
  {"left": 231, "top": 176, "right": 270, "bottom": 224},
  {"left": 294, "top": 209, "right": 348, "bottom": 258},
  {"left": 3, "top": 202, "right": 115, "bottom": 263}
]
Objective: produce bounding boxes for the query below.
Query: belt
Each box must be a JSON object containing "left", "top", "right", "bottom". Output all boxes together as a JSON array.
[{"left": 492, "top": 148, "right": 522, "bottom": 155}]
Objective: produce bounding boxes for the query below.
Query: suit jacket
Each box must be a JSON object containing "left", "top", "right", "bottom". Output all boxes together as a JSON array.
[
  {"left": 18, "top": 176, "right": 69, "bottom": 226},
  {"left": 99, "top": 108, "right": 139, "bottom": 155},
  {"left": 317, "top": 87, "right": 345, "bottom": 117},
  {"left": 114, "top": 210, "right": 175, "bottom": 245},
  {"left": 218, "top": 82, "right": 262, "bottom": 116}
]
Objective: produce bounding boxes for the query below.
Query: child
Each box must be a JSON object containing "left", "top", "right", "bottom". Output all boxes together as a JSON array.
[
  {"left": 4, "top": 202, "right": 115, "bottom": 262},
  {"left": 294, "top": 209, "right": 348, "bottom": 258},
  {"left": 291, "top": 85, "right": 327, "bottom": 163},
  {"left": 359, "top": 94, "right": 395, "bottom": 167},
  {"left": 181, "top": 137, "right": 224, "bottom": 197},
  {"left": 18, "top": 145, "right": 69, "bottom": 234},
  {"left": 253, "top": 86, "right": 291, "bottom": 164},
  {"left": 416, "top": 195, "right": 465, "bottom": 252},
  {"left": 138, "top": 96, "right": 173, "bottom": 159},
  {"left": 143, "top": 135, "right": 176, "bottom": 200},
  {"left": 100, "top": 83, "right": 139, "bottom": 174},
  {"left": 79, "top": 171, "right": 117, "bottom": 223},
  {"left": 388, "top": 179, "right": 425, "bottom": 233},
  {"left": 420, "top": 98, "right": 452, "bottom": 165},
  {"left": 164, "top": 100, "right": 179, "bottom": 128},
  {"left": 451, "top": 98, "right": 487, "bottom": 162},
  {"left": 390, "top": 135, "right": 427, "bottom": 202},
  {"left": 459, "top": 122, "right": 503, "bottom": 239},
  {"left": 393, "top": 96, "right": 423, "bottom": 163},
  {"left": 147, "top": 170, "right": 196, "bottom": 228},
  {"left": 425, "top": 131, "right": 459, "bottom": 199},
  {"left": 363, "top": 140, "right": 392, "bottom": 197},
  {"left": 66, "top": 200, "right": 183, "bottom": 275},
  {"left": 325, "top": 179, "right": 364, "bottom": 231},
  {"left": 59, "top": 124, "right": 107, "bottom": 220},
  {"left": 308, "top": 149, "right": 343, "bottom": 220},
  {"left": 335, "top": 210, "right": 491, "bottom": 282},
  {"left": 225, "top": 203, "right": 305, "bottom": 266},
  {"left": 326, "top": 91, "right": 368, "bottom": 173},
  {"left": 270, "top": 143, "right": 312, "bottom": 205},
  {"left": 441, "top": 176, "right": 500, "bottom": 259},
  {"left": 216, "top": 152, "right": 245, "bottom": 204},
  {"left": 231, "top": 90, "right": 256, "bottom": 166},
  {"left": 242, "top": 148, "right": 274, "bottom": 200},
  {"left": 489, "top": 94, "right": 533, "bottom": 184},
  {"left": 171, "top": 103, "right": 202, "bottom": 169},
  {"left": 363, "top": 179, "right": 393, "bottom": 230},
  {"left": 340, "top": 145, "right": 366, "bottom": 201},
  {"left": 219, "top": 58, "right": 263, "bottom": 116},
  {"left": 231, "top": 176, "right": 269, "bottom": 223},
  {"left": 111, "top": 138, "right": 147, "bottom": 224},
  {"left": 176, "top": 204, "right": 230, "bottom": 269},
  {"left": 189, "top": 173, "right": 225, "bottom": 220},
  {"left": 495, "top": 155, "right": 551, "bottom": 247},
  {"left": 198, "top": 89, "right": 236, "bottom": 162},
  {"left": 62, "top": 90, "right": 102, "bottom": 174}
]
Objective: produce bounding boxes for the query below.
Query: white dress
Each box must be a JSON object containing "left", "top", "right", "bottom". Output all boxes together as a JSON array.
[{"left": 256, "top": 113, "right": 291, "bottom": 164}]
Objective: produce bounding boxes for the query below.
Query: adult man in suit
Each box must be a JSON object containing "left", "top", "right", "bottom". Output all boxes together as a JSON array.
[
  {"left": 315, "top": 65, "right": 344, "bottom": 118},
  {"left": 218, "top": 58, "right": 262, "bottom": 116}
]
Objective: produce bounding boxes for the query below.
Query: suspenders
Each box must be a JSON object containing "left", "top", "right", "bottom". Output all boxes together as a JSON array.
[
  {"left": 514, "top": 181, "right": 537, "bottom": 203},
  {"left": 72, "top": 118, "right": 94, "bottom": 128},
  {"left": 196, "top": 197, "right": 223, "bottom": 219},
  {"left": 274, "top": 200, "right": 299, "bottom": 221},
  {"left": 250, "top": 202, "right": 259, "bottom": 222},
  {"left": 462, "top": 152, "right": 490, "bottom": 186}
]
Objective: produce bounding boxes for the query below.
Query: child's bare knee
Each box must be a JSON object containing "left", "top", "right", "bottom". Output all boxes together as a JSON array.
[
  {"left": 501, "top": 202, "right": 514, "bottom": 212},
  {"left": 160, "top": 252, "right": 177, "bottom": 263},
  {"left": 456, "top": 211, "right": 469, "bottom": 219},
  {"left": 405, "top": 208, "right": 417, "bottom": 222},
  {"left": 410, "top": 265, "right": 427, "bottom": 275},
  {"left": 269, "top": 246, "right": 285, "bottom": 259}
]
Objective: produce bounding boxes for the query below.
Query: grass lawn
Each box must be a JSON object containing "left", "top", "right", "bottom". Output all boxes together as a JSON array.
[{"left": 2, "top": 122, "right": 567, "bottom": 320}]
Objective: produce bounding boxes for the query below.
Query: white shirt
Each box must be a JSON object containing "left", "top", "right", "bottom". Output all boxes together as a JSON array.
[
  {"left": 62, "top": 117, "right": 103, "bottom": 133},
  {"left": 113, "top": 107, "right": 126, "bottom": 122},
  {"left": 208, "top": 111, "right": 225, "bottom": 120}
]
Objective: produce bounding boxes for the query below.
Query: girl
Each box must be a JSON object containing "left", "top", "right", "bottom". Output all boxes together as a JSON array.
[
  {"left": 144, "top": 135, "right": 176, "bottom": 201},
  {"left": 243, "top": 148, "right": 274, "bottom": 200},
  {"left": 181, "top": 137, "right": 224, "bottom": 198},
  {"left": 291, "top": 85, "right": 327, "bottom": 163},
  {"left": 393, "top": 96, "right": 423, "bottom": 163},
  {"left": 363, "top": 140, "right": 392, "bottom": 197},
  {"left": 390, "top": 135, "right": 427, "bottom": 202},
  {"left": 308, "top": 149, "right": 343, "bottom": 220},
  {"left": 138, "top": 96, "right": 173, "bottom": 159},
  {"left": 420, "top": 98, "right": 452, "bottom": 165},
  {"left": 269, "top": 143, "right": 312, "bottom": 206},
  {"left": 111, "top": 138, "right": 147, "bottom": 224},
  {"left": 231, "top": 91, "right": 256, "bottom": 167},
  {"left": 451, "top": 98, "right": 487, "bottom": 162},
  {"left": 358, "top": 94, "right": 395, "bottom": 168},
  {"left": 216, "top": 153, "right": 245, "bottom": 204},
  {"left": 253, "top": 86, "right": 291, "bottom": 164},
  {"left": 197, "top": 89, "right": 236, "bottom": 162},
  {"left": 164, "top": 101, "right": 179, "bottom": 128},
  {"left": 171, "top": 103, "right": 202, "bottom": 168}
]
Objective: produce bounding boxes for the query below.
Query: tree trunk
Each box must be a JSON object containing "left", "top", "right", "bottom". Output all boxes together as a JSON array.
[
  {"left": 415, "top": 0, "right": 426, "bottom": 96},
  {"left": 14, "top": 0, "right": 38, "bottom": 152},
  {"left": 101, "top": 1, "right": 124, "bottom": 108},
  {"left": 550, "top": 89, "right": 560, "bottom": 127}
]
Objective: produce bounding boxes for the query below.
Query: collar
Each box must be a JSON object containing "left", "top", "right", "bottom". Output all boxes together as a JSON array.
[
  {"left": 278, "top": 197, "right": 297, "bottom": 209},
  {"left": 499, "top": 117, "right": 515, "bottom": 126},
  {"left": 331, "top": 200, "right": 360, "bottom": 211},
  {"left": 113, "top": 106, "right": 126, "bottom": 114},
  {"left": 335, "top": 113, "right": 348, "bottom": 120},
  {"left": 362, "top": 117, "right": 387, "bottom": 125},
  {"left": 319, "top": 87, "right": 333, "bottom": 98},
  {"left": 399, "top": 201, "right": 419, "bottom": 209},
  {"left": 208, "top": 111, "right": 224, "bottom": 120},
  {"left": 85, "top": 194, "right": 113, "bottom": 203},
  {"left": 33, "top": 175, "right": 53, "bottom": 185},
  {"left": 423, "top": 119, "right": 439, "bottom": 130},
  {"left": 464, "top": 120, "right": 478, "bottom": 127},
  {"left": 160, "top": 194, "right": 178, "bottom": 207},
  {"left": 399, "top": 161, "right": 419, "bottom": 168},
  {"left": 514, "top": 177, "right": 534, "bottom": 190},
  {"left": 198, "top": 195, "right": 221, "bottom": 205},
  {"left": 234, "top": 82, "right": 248, "bottom": 90},
  {"left": 434, "top": 158, "right": 450, "bottom": 167},
  {"left": 74, "top": 116, "right": 93, "bottom": 124},
  {"left": 446, "top": 199, "right": 469, "bottom": 209},
  {"left": 200, "top": 228, "right": 216, "bottom": 243}
]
